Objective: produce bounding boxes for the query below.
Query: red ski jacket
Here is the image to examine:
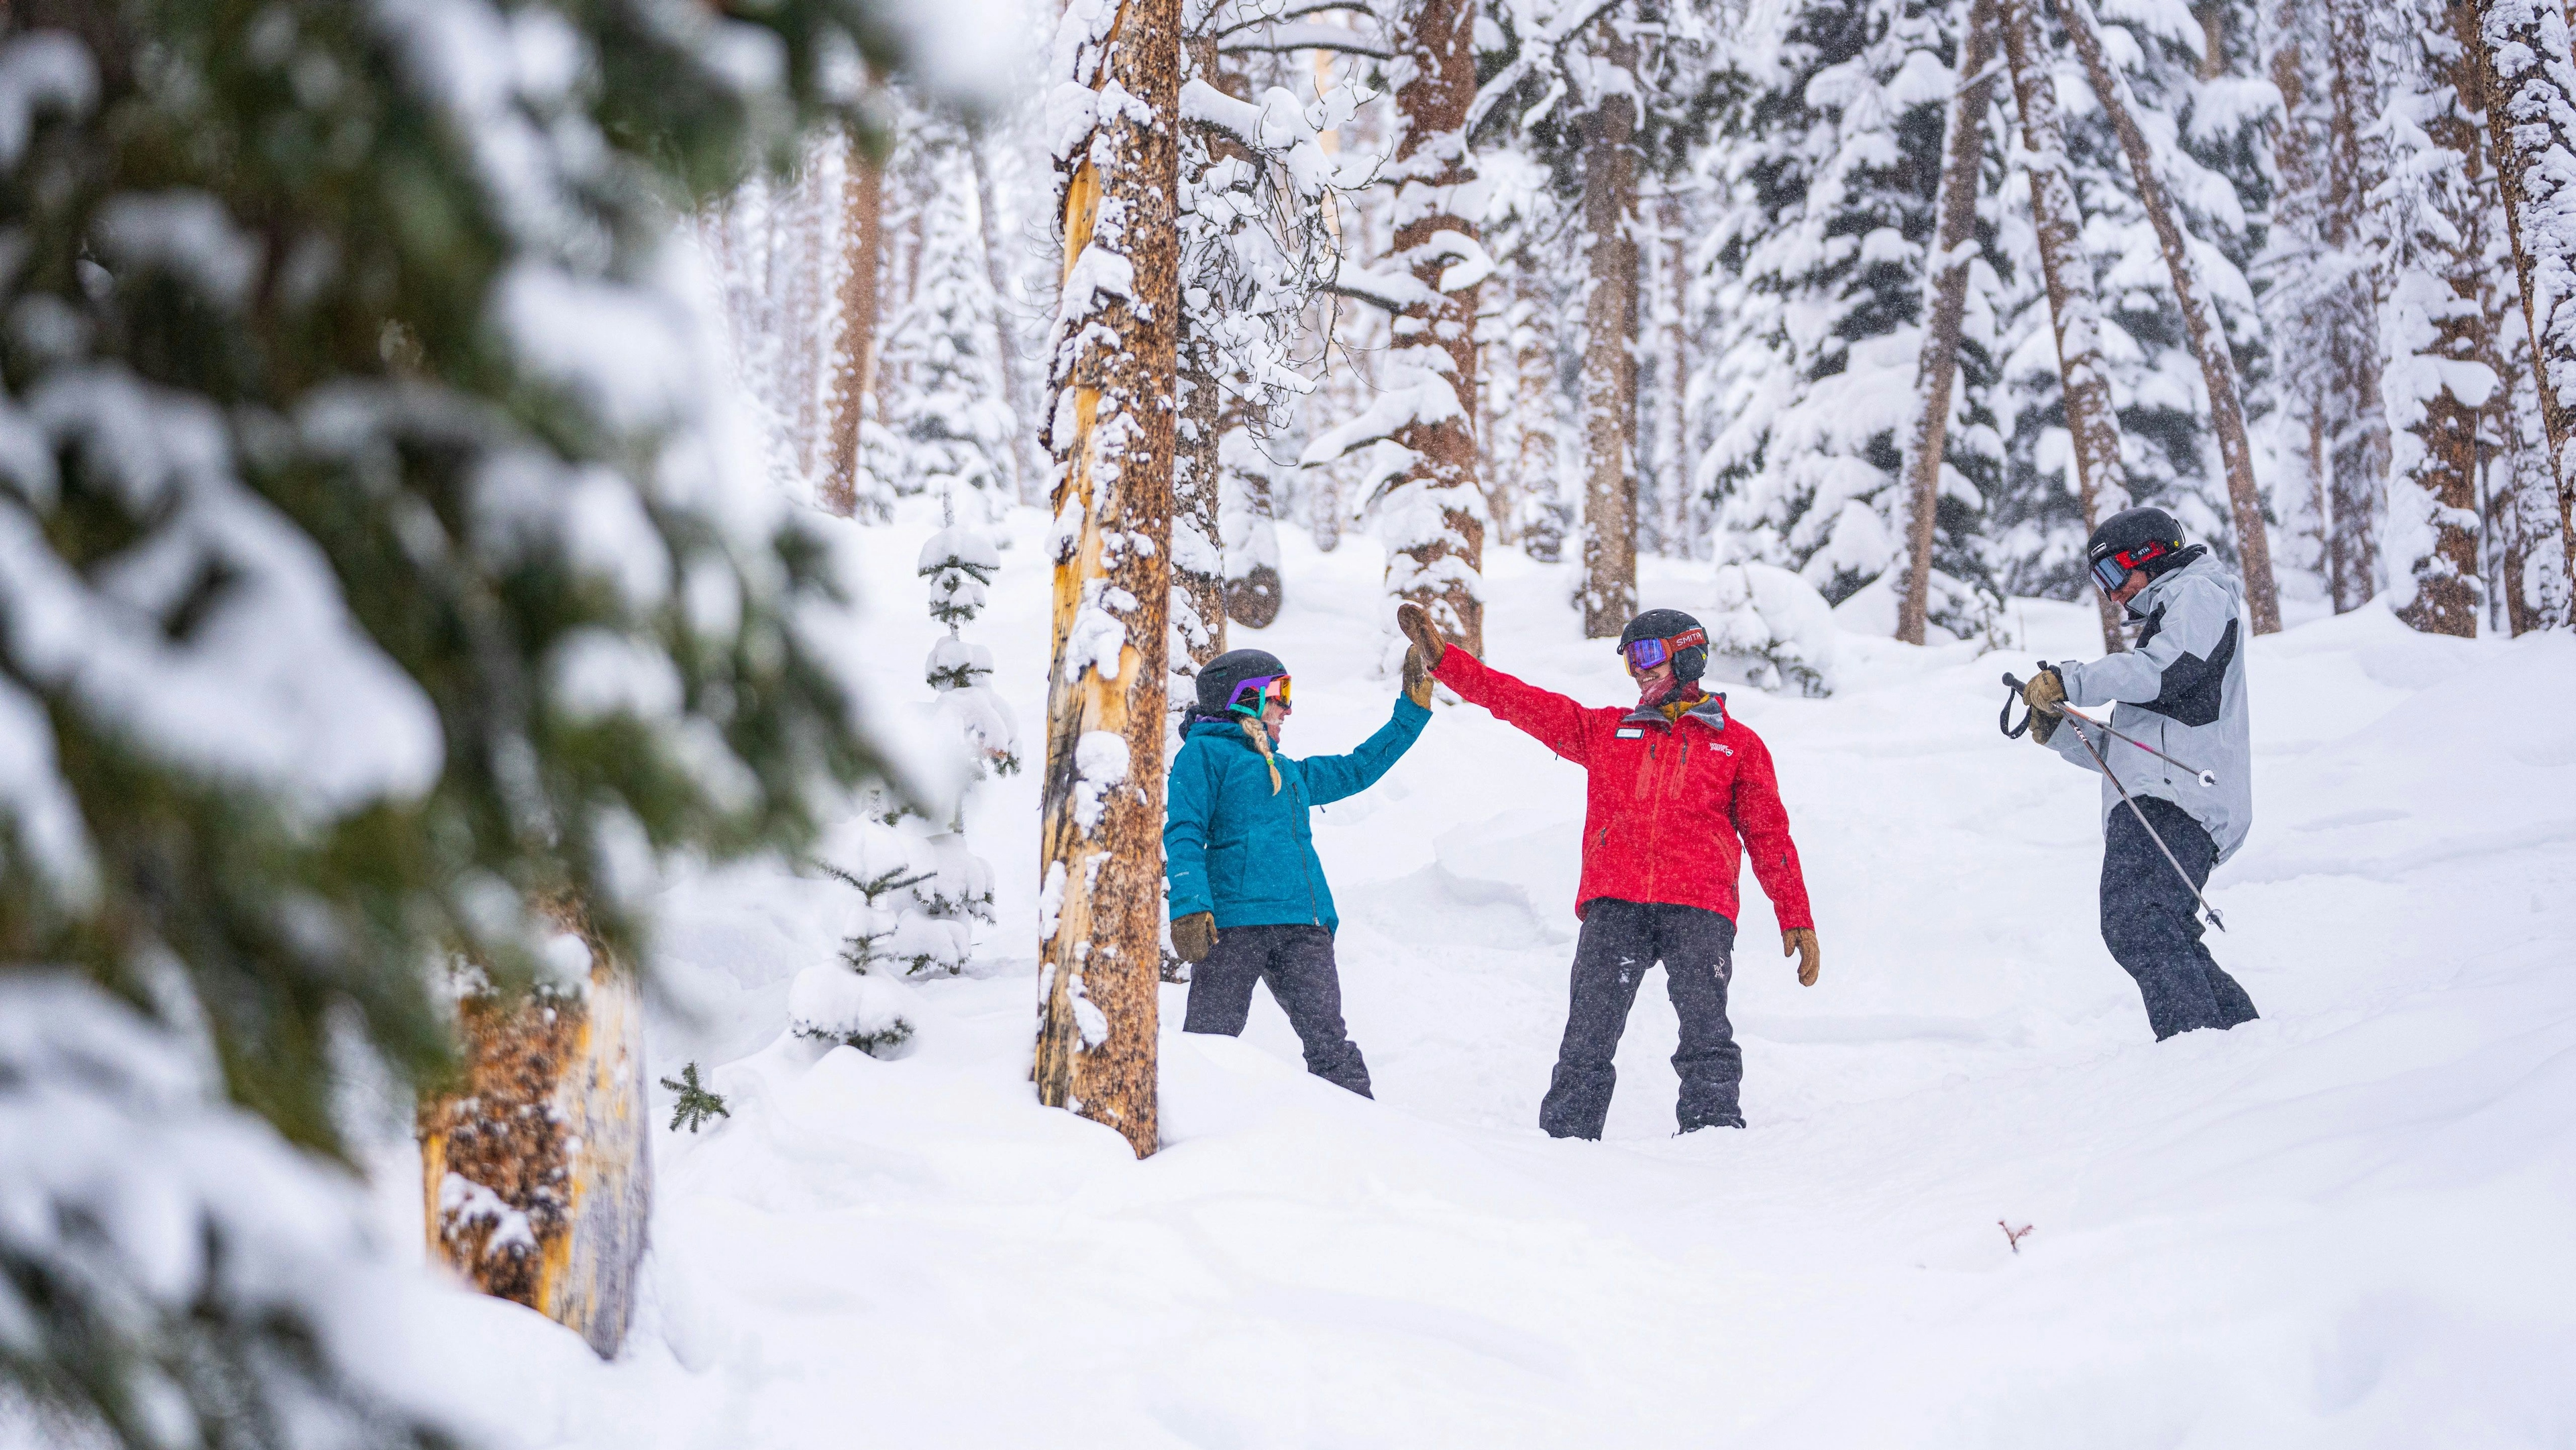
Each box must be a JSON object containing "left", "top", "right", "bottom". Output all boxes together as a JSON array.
[{"left": 1432, "top": 649, "right": 1814, "bottom": 930}]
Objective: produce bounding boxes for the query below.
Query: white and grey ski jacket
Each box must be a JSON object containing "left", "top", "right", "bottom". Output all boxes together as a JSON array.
[{"left": 2047, "top": 549, "right": 2253, "bottom": 862}]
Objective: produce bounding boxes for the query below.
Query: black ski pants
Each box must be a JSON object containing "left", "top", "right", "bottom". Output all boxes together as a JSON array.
[
  {"left": 1540, "top": 899, "right": 1741, "bottom": 1139},
  {"left": 1183, "top": 924, "right": 1373, "bottom": 1097},
  {"left": 2102, "top": 797, "right": 2259, "bottom": 1040}
]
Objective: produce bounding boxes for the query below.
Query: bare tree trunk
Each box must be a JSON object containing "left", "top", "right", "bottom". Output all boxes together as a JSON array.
[
  {"left": 2002, "top": 0, "right": 2129, "bottom": 653},
  {"left": 2475, "top": 0, "right": 2576, "bottom": 600},
  {"left": 2062, "top": 0, "right": 2283, "bottom": 634},
  {"left": 968, "top": 135, "right": 1040, "bottom": 507},
  {"left": 418, "top": 898, "right": 648, "bottom": 1359},
  {"left": 2322, "top": 0, "right": 2387, "bottom": 612},
  {"left": 1386, "top": 0, "right": 1490, "bottom": 657},
  {"left": 1578, "top": 27, "right": 1640, "bottom": 639},
  {"left": 1504, "top": 287, "right": 1546, "bottom": 553},
  {"left": 1220, "top": 394, "right": 1284, "bottom": 626},
  {"left": 2395, "top": 0, "right": 2502, "bottom": 635},
  {"left": 1171, "top": 35, "right": 1230, "bottom": 678},
  {"left": 1032, "top": 0, "right": 1178, "bottom": 1160},
  {"left": 1897, "top": 0, "right": 2001, "bottom": 647},
  {"left": 822, "top": 129, "right": 882, "bottom": 516},
  {"left": 1654, "top": 194, "right": 1692, "bottom": 558}
]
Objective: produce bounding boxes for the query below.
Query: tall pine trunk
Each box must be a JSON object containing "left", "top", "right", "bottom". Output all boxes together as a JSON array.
[
  {"left": 2322, "top": 0, "right": 2387, "bottom": 612},
  {"left": 1171, "top": 36, "right": 1231, "bottom": 680},
  {"left": 1515, "top": 287, "right": 1562, "bottom": 556},
  {"left": 1387, "top": 0, "right": 1490, "bottom": 657},
  {"left": 1578, "top": 27, "right": 1640, "bottom": 639},
  {"left": 2474, "top": 0, "right": 2576, "bottom": 603},
  {"left": 2061, "top": 0, "right": 2283, "bottom": 634},
  {"left": 1032, "top": 0, "right": 1179, "bottom": 1159},
  {"left": 1896, "top": 0, "right": 2001, "bottom": 647},
  {"left": 2002, "top": 0, "right": 2129, "bottom": 653},
  {"left": 418, "top": 897, "right": 649, "bottom": 1359},
  {"left": 823, "top": 128, "right": 882, "bottom": 517},
  {"left": 1654, "top": 194, "right": 1693, "bottom": 557}
]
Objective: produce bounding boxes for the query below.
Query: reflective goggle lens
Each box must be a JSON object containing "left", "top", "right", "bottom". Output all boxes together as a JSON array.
[
  {"left": 1621, "top": 626, "right": 1707, "bottom": 671},
  {"left": 1226, "top": 673, "right": 1291, "bottom": 712},
  {"left": 2090, "top": 540, "right": 2170, "bottom": 592},
  {"left": 2089, "top": 556, "right": 2131, "bottom": 593}
]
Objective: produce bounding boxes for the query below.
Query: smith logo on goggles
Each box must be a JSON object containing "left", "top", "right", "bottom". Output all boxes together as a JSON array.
[
  {"left": 1226, "top": 673, "right": 1291, "bottom": 714},
  {"left": 2089, "top": 539, "right": 2174, "bottom": 593},
  {"left": 1621, "top": 627, "right": 1707, "bottom": 671}
]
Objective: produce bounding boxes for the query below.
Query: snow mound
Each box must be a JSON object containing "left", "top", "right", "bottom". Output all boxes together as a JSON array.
[{"left": 1707, "top": 561, "right": 1838, "bottom": 696}]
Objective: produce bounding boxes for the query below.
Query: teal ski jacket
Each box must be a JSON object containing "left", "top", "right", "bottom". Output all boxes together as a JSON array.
[{"left": 1165, "top": 696, "right": 1430, "bottom": 932}]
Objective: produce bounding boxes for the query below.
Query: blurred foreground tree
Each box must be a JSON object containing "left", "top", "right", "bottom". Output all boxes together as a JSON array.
[{"left": 0, "top": 0, "right": 973, "bottom": 1439}]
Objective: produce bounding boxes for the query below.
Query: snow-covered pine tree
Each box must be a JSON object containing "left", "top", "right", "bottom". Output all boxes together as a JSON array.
[
  {"left": 0, "top": 0, "right": 939, "bottom": 1437},
  {"left": 1697, "top": 0, "right": 2008, "bottom": 636},
  {"left": 882, "top": 137, "right": 1018, "bottom": 522},
  {"left": 2372, "top": 0, "right": 2498, "bottom": 636}
]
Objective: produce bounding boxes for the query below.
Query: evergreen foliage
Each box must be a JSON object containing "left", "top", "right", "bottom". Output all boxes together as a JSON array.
[
  {"left": 660, "top": 1062, "right": 732, "bottom": 1133},
  {"left": 0, "top": 0, "right": 937, "bottom": 1439}
]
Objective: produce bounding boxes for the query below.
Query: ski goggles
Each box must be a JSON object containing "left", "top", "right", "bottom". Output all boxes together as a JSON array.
[
  {"left": 1225, "top": 673, "right": 1292, "bottom": 714},
  {"left": 2088, "top": 539, "right": 2174, "bottom": 594},
  {"left": 1621, "top": 627, "right": 1707, "bottom": 672}
]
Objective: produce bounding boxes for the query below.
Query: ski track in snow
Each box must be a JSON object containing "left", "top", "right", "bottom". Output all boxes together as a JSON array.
[{"left": 390, "top": 499, "right": 2576, "bottom": 1448}]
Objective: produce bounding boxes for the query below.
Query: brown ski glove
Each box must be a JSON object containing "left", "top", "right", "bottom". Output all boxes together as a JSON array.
[
  {"left": 1401, "top": 646, "right": 1436, "bottom": 708},
  {"left": 2021, "top": 667, "right": 2066, "bottom": 746},
  {"left": 1172, "top": 911, "right": 1217, "bottom": 964},
  {"left": 1783, "top": 928, "right": 1820, "bottom": 987},
  {"left": 1396, "top": 602, "right": 1449, "bottom": 669}
]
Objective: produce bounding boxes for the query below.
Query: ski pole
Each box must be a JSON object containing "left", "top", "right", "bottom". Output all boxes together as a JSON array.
[
  {"left": 2003, "top": 673, "right": 2226, "bottom": 932},
  {"left": 2049, "top": 703, "right": 2217, "bottom": 789}
]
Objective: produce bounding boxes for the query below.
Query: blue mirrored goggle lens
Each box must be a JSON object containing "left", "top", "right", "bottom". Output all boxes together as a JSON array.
[
  {"left": 2090, "top": 556, "right": 2131, "bottom": 592},
  {"left": 1623, "top": 637, "right": 1670, "bottom": 669}
]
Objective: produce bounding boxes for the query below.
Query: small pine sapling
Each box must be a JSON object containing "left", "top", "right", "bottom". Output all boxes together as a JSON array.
[{"left": 659, "top": 1064, "right": 732, "bottom": 1133}]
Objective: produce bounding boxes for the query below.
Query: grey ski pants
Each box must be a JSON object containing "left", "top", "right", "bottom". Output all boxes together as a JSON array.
[
  {"left": 2102, "top": 797, "right": 2259, "bottom": 1040},
  {"left": 1540, "top": 899, "right": 1741, "bottom": 1139},
  {"left": 1183, "top": 924, "right": 1373, "bottom": 1097}
]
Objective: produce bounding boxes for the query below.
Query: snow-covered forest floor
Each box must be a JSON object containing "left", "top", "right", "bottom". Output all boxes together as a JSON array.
[{"left": 387, "top": 501, "right": 2576, "bottom": 1447}]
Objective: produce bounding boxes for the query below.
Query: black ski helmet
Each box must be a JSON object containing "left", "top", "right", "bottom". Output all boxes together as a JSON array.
[
  {"left": 2084, "top": 506, "right": 2189, "bottom": 587},
  {"left": 1196, "top": 648, "right": 1288, "bottom": 715},
  {"left": 1617, "top": 608, "right": 1709, "bottom": 685}
]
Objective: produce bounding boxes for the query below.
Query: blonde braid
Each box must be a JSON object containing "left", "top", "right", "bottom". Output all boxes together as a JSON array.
[{"left": 1238, "top": 717, "right": 1283, "bottom": 795}]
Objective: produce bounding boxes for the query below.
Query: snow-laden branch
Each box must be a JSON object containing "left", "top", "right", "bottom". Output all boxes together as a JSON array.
[
  {"left": 1219, "top": 22, "right": 1395, "bottom": 58},
  {"left": 1297, "top": 361, "right": 1463, "bottom": 465}
]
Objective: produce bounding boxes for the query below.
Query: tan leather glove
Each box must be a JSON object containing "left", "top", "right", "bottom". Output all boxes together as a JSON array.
[
  {"left": 1401, "top": 646, "right": 1435, "bottom": 708},
  {"left": 1783, "top": 928, "right": 1820, "bottom": 987},
  {"left": 1172, "top": 911, "right": 1217, "bottom": 964},
  {"left": 1396, "top": 602, "right": 1449, "bottom": 669},
  {"left": 2022, "top": 667, "right": 2065, "bottom": 746}
]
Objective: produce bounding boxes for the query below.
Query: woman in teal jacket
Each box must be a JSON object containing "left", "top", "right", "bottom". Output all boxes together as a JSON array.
[{"left": 1165, "top": 647, "right": 1432, "bottom": 1095}]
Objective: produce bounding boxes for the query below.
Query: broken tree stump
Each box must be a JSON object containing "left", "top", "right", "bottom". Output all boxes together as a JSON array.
[{"left": 417, "top": 905, "right": 651, "bottom": 1357}]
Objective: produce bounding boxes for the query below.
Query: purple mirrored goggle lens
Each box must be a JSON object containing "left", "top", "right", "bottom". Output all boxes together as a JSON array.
[
  {"left": 1623, "top": 637, "right": 1671, "bottom": 670},
  {"left": 1226, "top": 673, "right": 1291, "bottom": 712}
]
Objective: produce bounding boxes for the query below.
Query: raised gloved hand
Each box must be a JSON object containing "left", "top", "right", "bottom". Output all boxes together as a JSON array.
[
  {"left": 1172, "top": 911, "right": 1217, "bottom": 964},
  {"left": 1401, "top": 646, "right": 1435, "bottom": 708},
  {"left": 1783, "top": 928, "right": 1820, "bottom": 987},
  {"left": 2021, "top": 666, "right": 2066, "bottom": 746},
  {"left": 1396, "top": 602, "right": 1448, "bottom": 669}
]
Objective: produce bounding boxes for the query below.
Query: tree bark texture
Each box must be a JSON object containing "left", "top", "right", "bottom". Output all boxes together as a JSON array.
[
  {"left": 1579, "top": 29, "right": 1640, "bottom": 640},
  {"left": 1387, "top": 0, "right": 1490, "bottom": 658},
  {"left": 1219, "top": 399, "right": 1284, "bottom": 627},
  {"left": 2002, "top": 0, "right": 2129, "bottom": 653},
  {"left": 1033, "top": 0, "right": 1178, "bottom": 1160},
  {"left": 1896, "top": 0, "right": 2001, "bottom": 647},
  {"left": 2061, "top": 0, "right": 2282, "bottom": 634},
  {"left": 1171, "top": 37, "right": 1230, "bottom": 678},
  {"left": 822, "top": 129, "right": 883, "bottom": 517},
  {"left": 418, "top": 900, "right": 649, "bottom": 1359},
  {"left": 2475, "top": 0, "right": 2576, "bottom": 596},
  {"left": 1654, "top": 194, "right": 1693, "bottom": 555}
]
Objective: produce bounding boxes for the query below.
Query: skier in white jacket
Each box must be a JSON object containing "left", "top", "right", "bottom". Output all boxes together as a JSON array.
[{"left": 2021, "top": 506, "right": 2259, "bottom": 1040}]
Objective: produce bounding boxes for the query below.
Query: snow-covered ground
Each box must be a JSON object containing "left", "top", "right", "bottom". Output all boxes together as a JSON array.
[{"left": 391, "top": 500, "right": 2576, "bottom": 1447}]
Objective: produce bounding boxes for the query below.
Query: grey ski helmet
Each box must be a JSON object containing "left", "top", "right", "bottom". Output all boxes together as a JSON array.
[
  {"left": 1617, "top": 608, "right": 1710, "bottom": 684},
  {"left": 1196, "top": 648, "right": 1289, "bottom": 716}
]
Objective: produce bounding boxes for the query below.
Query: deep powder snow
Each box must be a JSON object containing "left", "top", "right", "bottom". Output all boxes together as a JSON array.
[{"left": 388, "top": 501, "right": 2576, "bottom": 1449}]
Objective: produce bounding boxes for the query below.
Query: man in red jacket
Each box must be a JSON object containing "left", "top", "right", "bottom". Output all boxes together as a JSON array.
[{"left": 1399, "top": 602, "right": 1821, "bottom": 1137}]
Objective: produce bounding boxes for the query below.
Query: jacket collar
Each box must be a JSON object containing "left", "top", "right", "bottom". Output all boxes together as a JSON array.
[{"left": 1619, "top": 691, "right": 1728, "bottom": 732}]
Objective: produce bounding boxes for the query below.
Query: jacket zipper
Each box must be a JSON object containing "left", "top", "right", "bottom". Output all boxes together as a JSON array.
[{"left": 1291, "top": 768, "right": 1323, "bottom": 926}]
